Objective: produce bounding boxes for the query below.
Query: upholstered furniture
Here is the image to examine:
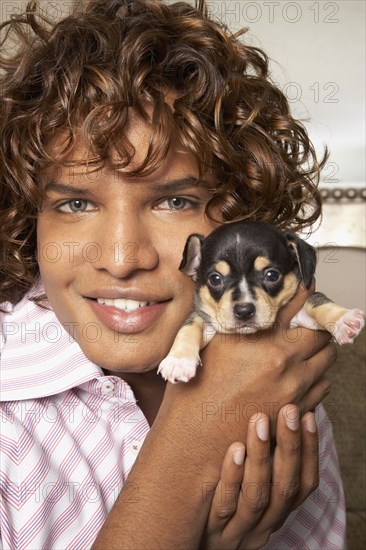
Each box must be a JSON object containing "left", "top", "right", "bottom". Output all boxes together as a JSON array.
[{"left": 324, "top": 329, "right": 366, "bottom": 549}]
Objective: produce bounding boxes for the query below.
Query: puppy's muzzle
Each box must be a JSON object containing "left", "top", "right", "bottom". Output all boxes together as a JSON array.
[{"left": 233, "top": 302, "right": 256, "bottom": 321}]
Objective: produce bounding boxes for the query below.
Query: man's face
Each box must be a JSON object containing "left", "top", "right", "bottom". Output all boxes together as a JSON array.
[{"left": 37, "top": 113, "right": 219, "bottom": 373}]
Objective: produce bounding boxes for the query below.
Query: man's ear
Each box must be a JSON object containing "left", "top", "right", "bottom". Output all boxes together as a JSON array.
[
  {"left": 179, "top": 234, "right": 205, "bottom": 279},
  {"left": 284, "top": 232, "right": 317, "bottom": 288}
]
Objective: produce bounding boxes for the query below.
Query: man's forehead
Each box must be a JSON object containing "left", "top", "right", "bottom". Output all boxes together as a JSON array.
[
  {"left": 46, "top": 115, "right": 178, "bottom": 162},
  {"left": 46, "top": 101, "right": 179, "bottom": 157},
  {"left": 42, "top": 110, "right": 216, "bottom": 188}
]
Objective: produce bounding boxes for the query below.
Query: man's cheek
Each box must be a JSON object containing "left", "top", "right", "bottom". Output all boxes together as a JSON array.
[{"left": 37, "top": 239, "right": 86, "bottom": 270}]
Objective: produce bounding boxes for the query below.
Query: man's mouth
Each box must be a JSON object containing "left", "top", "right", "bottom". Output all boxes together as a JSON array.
[
  {"left": 87, "top": 296, "right": 170, "bottom": 334},
  {"left": 95, "top": 298, "right": 157, "bottom": 312}
]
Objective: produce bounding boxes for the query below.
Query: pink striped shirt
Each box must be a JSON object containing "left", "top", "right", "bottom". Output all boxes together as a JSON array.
[{"left": 1, "top": 287, "right": 346, "bottom": 549}]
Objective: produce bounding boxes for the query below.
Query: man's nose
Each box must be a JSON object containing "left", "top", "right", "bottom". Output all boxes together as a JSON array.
[{"left": 91, "top": 210, "right": 159, "bottom": 277}]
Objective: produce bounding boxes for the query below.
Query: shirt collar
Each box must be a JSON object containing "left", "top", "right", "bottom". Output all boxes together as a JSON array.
[{"left": 1, "top": 283, "right": 119, "bottom": 401}]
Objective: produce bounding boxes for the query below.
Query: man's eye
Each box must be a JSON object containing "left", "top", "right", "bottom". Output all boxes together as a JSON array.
[
  {"left": 155, "top": 197, "right": 195, "bottom": 211},
  {"left": 57, "top": 199, "right": 92, "bottom": 213}
]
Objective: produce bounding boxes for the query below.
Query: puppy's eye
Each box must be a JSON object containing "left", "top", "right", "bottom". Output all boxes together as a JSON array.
[
  {"left": 208, "top": 272, "right": 224, "bottom": 287},
  {"left": 263, "top": 269, "right": 281, "bottom": 283}
]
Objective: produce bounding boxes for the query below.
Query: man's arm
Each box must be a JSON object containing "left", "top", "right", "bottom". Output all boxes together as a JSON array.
[{"left": 92, "top": 286, "right": 334, "bottom": 549}]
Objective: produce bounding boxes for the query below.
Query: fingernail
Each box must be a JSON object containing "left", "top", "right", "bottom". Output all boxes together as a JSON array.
[
  {"left": 304, "top": 412, "right": 317, "bottom": 433},
  {"left": 284, "top": 405, "right": 300, "bottom": 431},
  {"left": 256, "top": 417, "right": 269, "bottom": 441},
  {"left": 233, "top": 446, "right": 245, "bottom": 465}
]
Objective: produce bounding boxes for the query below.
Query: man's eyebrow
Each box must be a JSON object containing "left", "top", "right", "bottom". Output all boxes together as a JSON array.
[
  {"left": 147, "top": 177, "right": 213, "bottom": 193},
  {"left": 44, "top": 177, "right": 212, "bottom": 196},
  {"left": 44, "top": 182, "right": 97, "bottom": 196}
]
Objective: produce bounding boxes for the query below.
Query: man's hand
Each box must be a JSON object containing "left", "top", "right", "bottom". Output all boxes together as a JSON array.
[{"left": 201, "top": 406, "right": 318, "bottom": 550}]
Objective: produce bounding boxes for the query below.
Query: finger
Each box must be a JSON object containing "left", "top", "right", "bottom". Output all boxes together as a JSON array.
[
  {"left": 293, "top": 340, "right": 336, "bottom": 398},
  {"left": 258, "top": 405, "right": 302, "bottom": 531},
  {"left": 206, "top": 443, "right": 246, "bottom": 534},
  {"left": 298, "top": 377, "right": 332, "bottom": 414},
  {"left": 229, "top": 414, "right": 271, "bottom": 532},
  {"left": 274, "top": 324, "right": 332, "bottom": 366},
  {"left": 292, "top": 412, "right": 319, "bottom": 509},
  {"left": 304, "top": 335, "right": 336, "bottom": 362},
  {"left": 301, "top": 340, "right": 337, "bottom": 392},
  {"left": 271, "top": 411, "right": 319, "bottom": 534}
]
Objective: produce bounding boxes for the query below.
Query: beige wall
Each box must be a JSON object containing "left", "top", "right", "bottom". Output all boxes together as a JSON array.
[
  {"left": 307, "top": 201, "right": 366, "bottom": 311},
  {"left": 316, "top": 248, "right": 366, "bottom": 311}
]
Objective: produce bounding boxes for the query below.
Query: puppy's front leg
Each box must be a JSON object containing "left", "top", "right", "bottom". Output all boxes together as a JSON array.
[
  {"left": 158, "top": 313, "right": 212, "bottom": 383},
  {"left": 290, "top": 292, "right": 365, "bottom": 344}
]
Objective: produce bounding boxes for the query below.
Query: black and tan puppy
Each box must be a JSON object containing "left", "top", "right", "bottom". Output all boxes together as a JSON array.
[{"left": 158, "top": 221, "right": 365, "bottom": 383}]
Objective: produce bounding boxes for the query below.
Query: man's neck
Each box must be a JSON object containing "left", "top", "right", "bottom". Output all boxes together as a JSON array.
[{"left": 104, "top": 369, "right": 167, "bottom": 427}]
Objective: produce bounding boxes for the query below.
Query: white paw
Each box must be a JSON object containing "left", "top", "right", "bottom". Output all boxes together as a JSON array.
[
  {"left": 157, "top": 355, "right": 201, "bottom": 383},
  {"left": 332, "top": 309, "right": 365, "bottom": 345}
]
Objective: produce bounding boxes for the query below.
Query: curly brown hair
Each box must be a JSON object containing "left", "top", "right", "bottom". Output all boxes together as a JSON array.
[{"left": 0, "top": 0, "right": 325, "bottom": 306}]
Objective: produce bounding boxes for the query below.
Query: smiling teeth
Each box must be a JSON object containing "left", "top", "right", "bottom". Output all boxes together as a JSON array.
[{"left": 96, "top": 298, "right": 155, "bottom": 312}]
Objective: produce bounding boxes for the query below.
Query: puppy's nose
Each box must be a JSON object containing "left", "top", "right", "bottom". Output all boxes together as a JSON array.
[{"left": 234, "top": 303, "right": 255, "bottom": 321}]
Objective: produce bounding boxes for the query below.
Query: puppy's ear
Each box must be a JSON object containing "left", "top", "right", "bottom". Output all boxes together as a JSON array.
[
  {"left": 179, "top": 234, "right": 205, "bottom": 279},
  {"left": 284, "top": 232, "right": 317, "bottom": 288}
]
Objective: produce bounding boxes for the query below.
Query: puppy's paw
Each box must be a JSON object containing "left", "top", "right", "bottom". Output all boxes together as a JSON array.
[
  {"left": 158, "top": 355, "right": 201, "bottom": 383},
  {"left": 333, "top": 309, "right": 365, "bottom": 345}
]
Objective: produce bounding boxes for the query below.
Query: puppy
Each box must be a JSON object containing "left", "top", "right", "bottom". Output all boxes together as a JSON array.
[{"left": 158, "top": 220, "right": 365, "bottom": 383}]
